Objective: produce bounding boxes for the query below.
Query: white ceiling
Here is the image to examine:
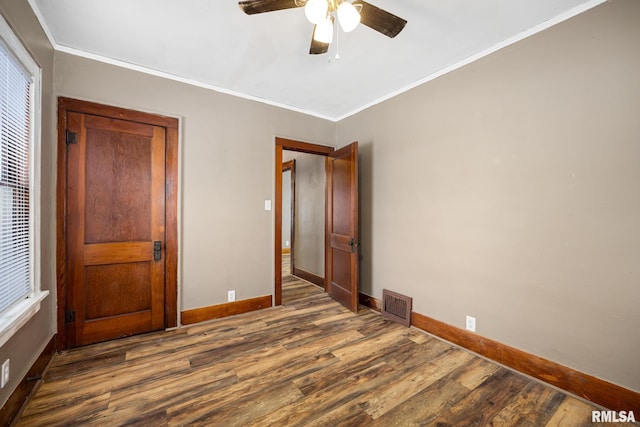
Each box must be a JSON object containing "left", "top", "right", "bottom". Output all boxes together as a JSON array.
[{"left": 29, "top": 0, "right": 603, "bottom": 121}]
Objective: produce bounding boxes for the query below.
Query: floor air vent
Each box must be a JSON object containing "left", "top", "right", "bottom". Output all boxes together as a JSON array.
[{"left": 381, "top": 289, "right": 412, "bottom": 327}]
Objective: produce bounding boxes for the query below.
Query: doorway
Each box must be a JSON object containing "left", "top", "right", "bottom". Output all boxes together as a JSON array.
[
  {"left": 282, "top": 151, "right": 326, "bottom": 289},
  {"left": 56, "top": 98, "right": 179, "bottom": 349},
  {"left": 275, "top": 138, "right": 333, "bottom": 306},
  {"left": 282, "top": 159, "right": 295, "bottom": 278},
  {"left": 275, "top": 137, "right": 360, "bottom": 312}
]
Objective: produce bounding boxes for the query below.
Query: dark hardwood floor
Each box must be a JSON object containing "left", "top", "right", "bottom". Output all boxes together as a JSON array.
[
  {"left": 282, "top": 252, "right": 323, "bottom": 306},
  {"left": 15, "top": 257, "right": 631, "bottom": 426}
]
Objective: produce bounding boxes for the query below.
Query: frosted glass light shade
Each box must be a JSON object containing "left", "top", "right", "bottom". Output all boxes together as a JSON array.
[
  {"left": 313, "top": 17, "right": 333, "bottom": 43},
  {"left": 305, "top": 0, "right": 328, "bottom": 24},
  {"left": 337, "top": 2, "right": 360, "bottom": 32}
]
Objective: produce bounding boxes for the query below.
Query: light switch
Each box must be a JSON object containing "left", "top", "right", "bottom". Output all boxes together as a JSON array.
[{"left": 264, "top": 200, "right": 272, "bottom": 211}]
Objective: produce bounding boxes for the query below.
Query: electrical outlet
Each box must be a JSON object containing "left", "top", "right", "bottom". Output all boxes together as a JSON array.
[
  {"left": 228, "top": 290, "right": 236, "bottom": 302},
  {"left": 1, "top": 359, "right": 9, "bottom": 388},
  {"left": 465, "top": 315, "right": 476, "bottom": 332}
]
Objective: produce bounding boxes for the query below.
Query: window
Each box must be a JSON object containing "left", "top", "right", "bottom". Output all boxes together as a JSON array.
[{"left": 0, "top": 13, "right": 47, "bottom": 347}]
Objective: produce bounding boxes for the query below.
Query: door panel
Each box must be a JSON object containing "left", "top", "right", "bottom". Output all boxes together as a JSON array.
[
  {"left": 85, "top": 263, "right": 151, "bottom": 318},
  {"left": 66, "top": 112, "right": 166, "bottom": 347},
  {"left": 325, "top": 142, "right": 359, "bottom": 312},
  {"left": 84, "top": 123, "right": 153, "bottom": 243}
]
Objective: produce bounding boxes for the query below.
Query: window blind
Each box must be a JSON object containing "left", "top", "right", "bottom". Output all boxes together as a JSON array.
[{"left": 0, "top": 39, "right": 32, "bottom": 313}]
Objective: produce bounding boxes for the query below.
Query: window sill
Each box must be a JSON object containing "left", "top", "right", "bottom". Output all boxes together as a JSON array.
[{"left": 0, "top": 291, "right": 49, "bottom": 348}]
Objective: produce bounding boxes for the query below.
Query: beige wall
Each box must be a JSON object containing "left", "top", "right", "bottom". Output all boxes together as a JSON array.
[
  {"left": 337, "top": 0, "right": 640, "bottom": 392},
  {"left": 283, "top": 151, "right": 326, "bottom": 277},
  {"left": 53, "top": 53, "right": 335, "bottom": 312},
  {"left": 0, "top": 0, "right": 56, "bottom": 408}
]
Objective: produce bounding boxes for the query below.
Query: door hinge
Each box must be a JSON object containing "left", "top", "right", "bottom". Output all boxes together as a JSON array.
[
  {"left": 66, "top": 130, "right": 77, "bottom": 145},
  {"left": 65, "top": 309, "right": 76, "bottom": 323}
]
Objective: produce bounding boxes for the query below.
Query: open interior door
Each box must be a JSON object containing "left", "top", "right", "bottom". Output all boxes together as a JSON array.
[{"left": 325, "top": 141, "right": 359, "bottom": 312}]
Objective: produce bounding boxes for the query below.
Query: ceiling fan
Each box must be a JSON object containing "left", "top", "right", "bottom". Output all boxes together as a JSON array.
[{"left": 238, "top": 0, "right": 407, "bottom": 55}]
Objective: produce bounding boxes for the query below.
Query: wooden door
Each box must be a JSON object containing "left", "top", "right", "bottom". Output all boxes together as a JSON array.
[
  {"left": 65, "top": 111, "right": 167, "bottom": 347},
  {"left": 325, "top": 142, "right": 359, "bottom": 312}
]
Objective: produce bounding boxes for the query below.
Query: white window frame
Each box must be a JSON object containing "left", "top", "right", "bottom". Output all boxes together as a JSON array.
[{"left": 0, "top": 13, "right": 48, "bottom": 348}]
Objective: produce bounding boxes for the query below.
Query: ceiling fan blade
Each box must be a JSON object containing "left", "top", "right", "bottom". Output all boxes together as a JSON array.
[
  {"left": 358, "top": 1, "right": 407, "bottom": 38},
  {"left": 238, "top": 0, "right": 304, "bottom": 15},
  {"left": 309, "top": 25, "right": 329, "bottom": 55}
]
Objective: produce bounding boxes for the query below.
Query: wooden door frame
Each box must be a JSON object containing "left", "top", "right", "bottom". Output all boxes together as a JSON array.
[
  {"left": 282, "top": 159, "right": 296, "bottom": 274},
  {"left": 56, "top": 97, "right": 179, "bottom": 350},
  {"left": 274, "top": 137, "right": 334, "bottom": 306}
]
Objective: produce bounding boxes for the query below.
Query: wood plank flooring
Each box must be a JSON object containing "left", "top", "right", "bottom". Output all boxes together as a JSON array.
[
  {"left": 282, "top": 275, "right": 323, "bottom": 306},
  {"left": 282, "top": 252, "right": 291, "bottom": 277},
  {"left": 282, "top": 252, "right": 324, "bottom": 306},
  {"left": 16, "top": 269, "right": 633, "bottom": 426}
]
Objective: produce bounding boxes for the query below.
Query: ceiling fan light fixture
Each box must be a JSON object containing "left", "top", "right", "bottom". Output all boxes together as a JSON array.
[
  {"left": 337, "top": 2, "right": 360, "bottom": 33},
  {"left": 238, "top": 0, "right": 407, "bottom": 55},
  {"left": 305, "top": 0, "right": 328, "bottom": 24},
  {"left": 313, "top": 16, "right": 333, "bottom": 44}
]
